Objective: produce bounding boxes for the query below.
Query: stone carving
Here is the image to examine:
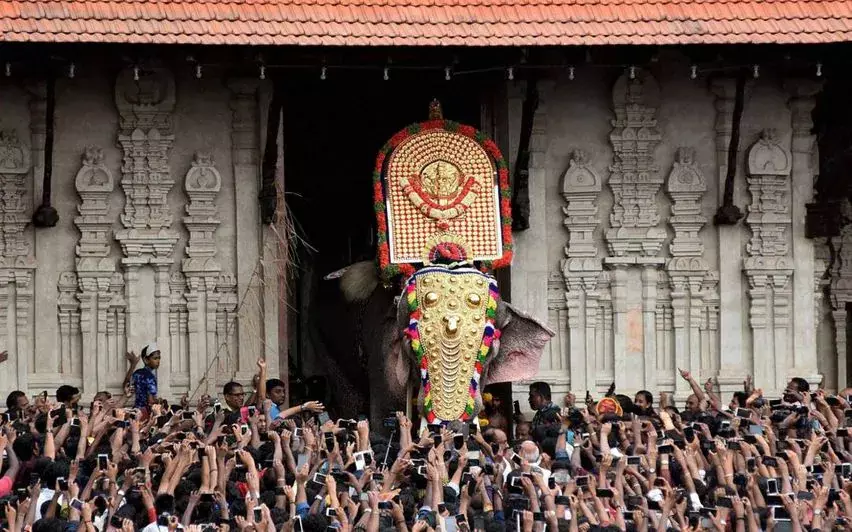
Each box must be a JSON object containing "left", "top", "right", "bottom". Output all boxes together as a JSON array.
[
  {"left": 562, "top": 150, "right": 601, "bottom": 260},
  {"left": 74, "top": 145, "right": 115, "bottom": 269},
  {"left": 114, "top": 65, "right": 179, "bottom": 262},
  {"left": 605, "top": 70, "right": 666, "bottom": 258},
  {"left": 745, "top": 130, "right": 792, "bottom": 258},
  {"left": 183, "top": 151, "right": 222, "bottom": 274},
  {"left": 666, "top": 147, "right": 707, "bottom": 257},
  {"left": 0, "top": 129, "right": 34, "bottom": 263}
]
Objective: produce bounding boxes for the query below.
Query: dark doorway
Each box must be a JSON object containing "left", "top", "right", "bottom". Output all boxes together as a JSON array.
[{"left": 280, "top": 71, "right": 491, "bottom": 413}]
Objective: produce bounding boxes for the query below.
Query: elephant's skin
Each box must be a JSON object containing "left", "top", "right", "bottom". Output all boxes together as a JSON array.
[{"left": 334, "top": 261, "right": 555, "bottom": 429}]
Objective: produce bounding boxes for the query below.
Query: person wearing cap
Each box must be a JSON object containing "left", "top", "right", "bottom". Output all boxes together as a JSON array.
[{"left": 123, "top": 342, "right": 161, "bottom": 413}]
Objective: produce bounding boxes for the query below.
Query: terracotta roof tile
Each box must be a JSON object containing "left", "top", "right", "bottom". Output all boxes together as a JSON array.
[{"left": 3, "top": 0, "right": 850, "bottom": 46}]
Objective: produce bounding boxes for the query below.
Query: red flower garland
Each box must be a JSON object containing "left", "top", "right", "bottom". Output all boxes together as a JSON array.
[{"left": 373, "top": 120, "right": 513, "bottom": 284}]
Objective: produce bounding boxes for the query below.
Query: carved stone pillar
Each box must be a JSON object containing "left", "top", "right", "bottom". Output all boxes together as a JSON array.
[
  {"left": 603, "top": 70, "right": 665, "bottom": 393},
  {"left": 182, "top": 152, "right": 223, "bottom": 395},
  {"left": 710, "top": 78, "right": 747, "bottom": 393},
  {"left": 0, "top": 128, "right": 36, "bottom": 394},
  {"left": 743, "top": 130, "right": 793, "bottom": 394},
  {"left": 665, "top": 147, "right": 714, "bottom": 398},
  {"left": 114, "top": 64, "right": 178, "bottom": 390},
  {"left": 561, "top": 149, "right": 603, "bottom": 394},
  {"left": 72, "top": 146, "right": 116, "bottom": 395},
  {"left": 785, "top": 79, "right": 824, "bottom": 388}
]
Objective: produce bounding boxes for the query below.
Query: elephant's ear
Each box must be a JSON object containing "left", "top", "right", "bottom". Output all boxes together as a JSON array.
[
  {"left": 388, "top": 291, "right": 416, "bottom": 388},
  {"left": 484, "top": 301, "right": 555, "bottom": 384}
]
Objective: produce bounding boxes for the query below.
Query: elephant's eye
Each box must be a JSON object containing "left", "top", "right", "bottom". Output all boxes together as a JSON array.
[
  {"left": 424, "top": 292, "right": 439, "bottom": 307},
  {"left": 466, "top": 293, "right": 481, "bottom": 308}
]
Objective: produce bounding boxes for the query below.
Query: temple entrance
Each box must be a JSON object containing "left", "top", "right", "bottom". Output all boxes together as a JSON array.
[{"left": 280, "top": 71, "right": 491, "bottom": 415}]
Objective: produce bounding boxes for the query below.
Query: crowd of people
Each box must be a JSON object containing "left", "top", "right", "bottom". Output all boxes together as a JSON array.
[{"left": 0, "top": 341, "right": 850, "bottom": 532}]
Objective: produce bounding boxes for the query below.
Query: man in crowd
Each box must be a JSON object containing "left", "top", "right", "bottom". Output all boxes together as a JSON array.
[{"left": 221, "top": 357, "right": 268, "bottom": 424}]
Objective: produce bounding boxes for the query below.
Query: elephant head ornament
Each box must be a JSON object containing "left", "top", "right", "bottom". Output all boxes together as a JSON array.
[{"left": 393, "top": 265, "right": 554, "bottom": 424}]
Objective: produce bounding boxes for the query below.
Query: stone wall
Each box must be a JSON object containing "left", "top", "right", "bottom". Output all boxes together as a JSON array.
[
  {"left": 507, "top": 62, "right": 831, "bottom": 415},
  {"left": 0, "top": 64, "right": 280, "bottom": 402}
]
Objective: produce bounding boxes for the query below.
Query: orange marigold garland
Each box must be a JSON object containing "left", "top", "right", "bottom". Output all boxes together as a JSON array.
[{"left": 373, "top": 120, "right": 513, "bottom": 284}]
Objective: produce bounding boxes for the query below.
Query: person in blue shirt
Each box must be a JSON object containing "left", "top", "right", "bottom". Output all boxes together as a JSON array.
[{"left": 123, "top": 342, "right": 161, "bottom": 415}]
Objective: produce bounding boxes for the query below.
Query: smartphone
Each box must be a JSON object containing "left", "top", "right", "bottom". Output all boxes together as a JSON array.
[
  {"left": 455, "top": 514, "right": 467, "bottom": 524},
  {"left": 438, "top": 503, "right": 447, "bottom": 514},
  {"left": 454, "top": 433, "right": 465, "bottom": 450},
  {"left": 247, "top": 405, "right": 257, "bottom": 417},
  {"left": 766, "top": 478, "right": 778, "bottom": 495},
  {"left": 657, "top": 444, "right": 674, "bottom": 454},
  {"left": 293, "top": 516, "right": 304, "bottom": 532},
  {"left": 214, "top": 402, "right": 222, "bottom": 414},
  {"left": 325, "top": 507, "right": 337, "bottom": 517},
  {"left": 70, "top": 498, "right": 84, "bottom": 512},
  {"left": 98, "top": 453, "right": 108, "bottom": 470},
  {"left": 181, "top": 411, "right": 194, "bottom": 420},
  {"left": 318, "top": 412, "right": 331, "bottom": 425},
  {"left": 312, "top": 473, "right": 327, "bottom": 485},
  {"left": 576, "top": 475, "right": 589, "bottom": 487},
  {"left": 596, "top": 489, "right": 614, "bottom": 498},
  {"left": 253, "top": 508, "right": 263, "bottom": 522},
  {"left": 762, "top": 456, "right": 778, "bottom": 468},
  {"left": 71, "top": 417, "right": 81, "bottom": 427},
  {"left": 57, "top": 477, "right": 68, "bottom": 491},
  {"left": 736, "top": 408, "right": 751, "bottom": 419},
  {"left": 627, "top": 456, "right": 642, "bottom": 466},
  {"left": 683, "top": 427, "right": 695, "bottom": 442}
]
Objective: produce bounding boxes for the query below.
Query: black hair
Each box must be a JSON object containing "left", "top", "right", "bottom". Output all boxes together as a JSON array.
[
  {"left": 635, "top": 390, "right": 653, "bottom": 406},
  {"left": 5, "top": 390, "right": 25, "bottom": 410},
  {"left": 223, "top": 381, "right": 243, "bottom": 395},
  {"left": 266, "top": 378, "right": 286, "bottom": 391},
  {"left": 529, "top": 382, "right": 551, "bottom": 401},
  {"left": 56, "top": 385, "right": 79, "bottom": 404},
  {"left": 789, "top": 377, "right": 810, "bottom": 393}
]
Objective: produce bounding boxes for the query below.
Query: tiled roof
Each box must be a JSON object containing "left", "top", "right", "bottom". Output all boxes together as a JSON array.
[{"left": 1, "top": 0, "right": 851, "bottom": 46}]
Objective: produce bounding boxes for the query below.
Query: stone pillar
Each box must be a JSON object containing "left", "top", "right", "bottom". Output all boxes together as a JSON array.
[
  {"left": 113, "top": 64, "right": 178, "bottom": 391},
  {"left": 0, "top": 127, "right": 36, "bottom": 395},
  {"left": 227, "top": 79, "right": 266, "bottom": 382},
  {"left": 665, "top": 147, "right": 713, "bottom": 399},
  {"left": 71, "top": 146, "right": 117, "bottom": 396},
  {"left": 561, "top": 149, "right": 603, "bottom": 395},
  {"left": 785, "top": 79, "right": 824, "bottom": 388},
  {"left": 743, "top": 130, "right": 793, "bottom": 395},
  {"left": 603, "top": 70, "right": 665, "bottom": 394},
  {"left": 710, "top": 79, "right": 747, "bottom": 394},
  {"left": 182, "top": 151, "right": 223, "bottom": 396}
]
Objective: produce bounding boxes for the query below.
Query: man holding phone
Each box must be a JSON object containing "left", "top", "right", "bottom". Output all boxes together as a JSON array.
[{"left": 221, "top": 357, "right": 268, "bottom": 424}]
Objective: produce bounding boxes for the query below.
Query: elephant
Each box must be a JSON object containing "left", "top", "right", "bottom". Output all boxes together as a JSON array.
[{"left": 319, "top": 260, "right": 555, "bottom": 430}]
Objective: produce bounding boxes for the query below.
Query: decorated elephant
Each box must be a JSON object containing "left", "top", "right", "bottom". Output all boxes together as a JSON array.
[
  {"left": 330, "top": 259, "right": 553, "bottom": 429},
  {"left": 323, "top": 100, "right": 554, "bottom": 429}
]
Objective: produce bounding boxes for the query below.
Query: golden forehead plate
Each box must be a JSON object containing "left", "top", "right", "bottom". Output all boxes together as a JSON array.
[{"left": 415, "top": 270, "right": 491, "bottom": 420}]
